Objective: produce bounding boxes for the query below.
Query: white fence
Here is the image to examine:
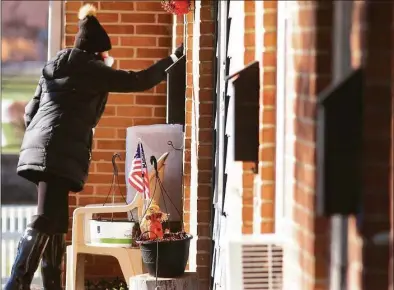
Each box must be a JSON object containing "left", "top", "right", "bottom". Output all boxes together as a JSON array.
[{"left": 1, "top": 205, "right": 43, "bottom": 286}]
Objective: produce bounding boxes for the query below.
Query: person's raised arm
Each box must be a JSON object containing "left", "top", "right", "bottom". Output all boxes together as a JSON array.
[{"left": 87, "top": 43, "right": 184, "bottom": 93}]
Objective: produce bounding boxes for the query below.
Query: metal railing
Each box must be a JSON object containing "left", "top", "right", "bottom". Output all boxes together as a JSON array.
[{"left": 1, "top": 205, "right": 43, "bottom": 287}]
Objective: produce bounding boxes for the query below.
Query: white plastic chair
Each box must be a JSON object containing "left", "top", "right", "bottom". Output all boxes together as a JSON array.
[{"left": 65, "top": 152, "right": 169, "bottom": 290}]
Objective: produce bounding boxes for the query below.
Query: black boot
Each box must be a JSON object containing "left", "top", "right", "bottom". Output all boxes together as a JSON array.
[
  {"left": 4, "top": 227, "right": 49, "bottom": 290},
  {"left": 41, "top": 234, "right": 66, "bottom": 290}
]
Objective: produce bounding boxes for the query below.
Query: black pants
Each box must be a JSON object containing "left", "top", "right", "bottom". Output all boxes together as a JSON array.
[{"left": 29, "top": 177, "right": 70, "bottom": 234}]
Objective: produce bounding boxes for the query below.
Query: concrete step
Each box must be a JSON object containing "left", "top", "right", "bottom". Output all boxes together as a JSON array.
[{"left": 129, "top": 272, "right": 198, "bottom": 290}]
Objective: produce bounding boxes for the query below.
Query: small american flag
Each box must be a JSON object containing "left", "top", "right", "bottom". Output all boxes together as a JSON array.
[{"left": 128, "top": 142, "right": 150, "bottom": 199}]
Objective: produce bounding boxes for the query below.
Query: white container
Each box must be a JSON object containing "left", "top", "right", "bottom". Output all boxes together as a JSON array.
[{"left": 89, "top": 219, "right": 137, "bottom": 248}]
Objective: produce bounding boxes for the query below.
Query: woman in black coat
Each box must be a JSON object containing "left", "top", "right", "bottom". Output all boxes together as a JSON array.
[{"left": 5, "top": 4, "right": 184, "bottom": 290}]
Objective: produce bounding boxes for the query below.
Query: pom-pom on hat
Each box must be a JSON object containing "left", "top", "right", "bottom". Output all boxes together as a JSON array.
[{"left": 74, "top": 4, "right": 112, "bottom": 53}]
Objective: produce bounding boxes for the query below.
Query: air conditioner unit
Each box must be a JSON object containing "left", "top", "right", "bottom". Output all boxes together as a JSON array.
[{"left": 226, "top": 234, "right": 284, "bottom": 290}]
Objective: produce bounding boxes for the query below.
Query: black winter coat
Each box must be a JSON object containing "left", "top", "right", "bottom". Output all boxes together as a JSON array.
[{"left": 17, "top": 48, "right": 173, "bottom": 192}]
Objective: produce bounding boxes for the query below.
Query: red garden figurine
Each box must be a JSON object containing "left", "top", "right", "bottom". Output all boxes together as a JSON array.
[{"left": 142, "top": 202, "right": 169, "bottom": 240}]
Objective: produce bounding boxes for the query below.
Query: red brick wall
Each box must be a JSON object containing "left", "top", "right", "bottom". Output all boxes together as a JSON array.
[
  {"left": 284, "top": 1, "right": 394, "bottom": 289},
  {"left": 241, "top": 1, "right": 256, "bottom": 235},
  {"left": 62, "top": 1, "right": 394, "bottom": 289},
  {"left": 63, "top": 0, "right": 173, "bottom": 281},
  {"left": 284, "top": 1, "right": 333, "bottom": 289},
  {"left": 240, "top": 0, "right": 278, "bottom": 236},
  {"left": 345, "top": 2, "right": 394, "bottom": 289},
  {"left": 182, "top": 1, "right": 193, "bottom": 241},
  {"left": 360, "top": 2, "right": 393, "bottom": 289},
  {"left": 183, "top": 0, "right": 215, "bottom": 288},
  {"left": 173, "top": 14, "right": 185, "bottom": 51},
  {"left": 257, "top": 1, "right": 278, "bottom": 234}
]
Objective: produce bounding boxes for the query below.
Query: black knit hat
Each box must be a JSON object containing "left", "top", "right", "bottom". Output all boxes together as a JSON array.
[{"left": 74, "top": 4, "right": 112, "bottom": 53}]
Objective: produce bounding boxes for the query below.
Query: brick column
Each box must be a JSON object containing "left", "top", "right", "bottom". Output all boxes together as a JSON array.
[
  {"left": 240, "top": 1, "right": 256, "bottom": 235},
  {"left": 239, "top": 0, "right": 279, "bottom": 235},
  {"left": 284, "top": 1, "right": 333, "bottom": 289},
  {"left": 183, "top": 0, "right": 215, "bottom": 288},
  {"left": 173, "top": 14, "right": 185, "bottom": 51},
  {"left": 254, "top": 0, "right": 278, "bottom": 234},
  {"left": 64, "top": 0, "right": 173, "bottom": 281}
]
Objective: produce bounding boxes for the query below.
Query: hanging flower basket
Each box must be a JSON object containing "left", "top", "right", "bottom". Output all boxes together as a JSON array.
[
  {"left": 161, "top": 0, "right": 191, "bottom": 16},
  {"left": 137, "top": 231, "right": 192, "bottom": 278},
  {"left": 134, "top": 152, "right": 193, "bottom": 278},
  {"left": 89, "top": 153, "right": 141, "bottom": 248}
]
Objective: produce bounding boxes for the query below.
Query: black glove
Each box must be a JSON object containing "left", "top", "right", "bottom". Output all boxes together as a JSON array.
[{"left": 174, "top": 43, "right": 184, "bottom": 59}]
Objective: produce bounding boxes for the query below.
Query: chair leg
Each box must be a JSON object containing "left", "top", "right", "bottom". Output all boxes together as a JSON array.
[
  {"left": 116, "top": 254, "right": 134, "bottom": 285},
  {"left": 76, "top": 253, "right": 85, "bottom": 290},
  {"left": 114, "top": 251, "right": 144, "bottom": 286},
  {"left": 65, "top": 246, "right": 75, "bottom": 290},
  {"left": 66, "top": 247, "right": 84, "bottom": 290}
]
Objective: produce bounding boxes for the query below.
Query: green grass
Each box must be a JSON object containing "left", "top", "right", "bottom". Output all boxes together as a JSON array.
[
  {"left": 2, "top": 123, "right": 22, "bottom": 154},
  {"left": 2, "top": 75, "right": 39, "bottom": 101},
  {"left": 1, "top": 90, "right": 35, "bottom": 102},
  {"left": 2, "top": 75, "right": 39, "bottom": 84},
  {"left": 2, "top": 75, "right": 40, "bottom": 153}
]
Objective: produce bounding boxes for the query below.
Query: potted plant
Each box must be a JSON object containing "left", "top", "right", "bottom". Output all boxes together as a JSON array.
[
  {"left": 136, "top": 204, "right": 192, "bottom": 278},
  {"left": 136, "top": 156, "right": 192, "bottom": 278}
]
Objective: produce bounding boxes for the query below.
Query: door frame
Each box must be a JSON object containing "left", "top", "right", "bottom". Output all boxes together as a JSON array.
[{"left": 47, "top": 0, "right": 63, "bottom": 60}]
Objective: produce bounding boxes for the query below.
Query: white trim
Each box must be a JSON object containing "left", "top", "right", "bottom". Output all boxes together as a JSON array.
[
  {"left": 172, "top": 15, "right": 177, "bottom": 51},
  {"left": 274, "top": 1, "right": 288, "bottom": 233},
  {"left": 48, "top": 0, "right": 63, "bottom": 60},
  {"left": 170, "top": 53, "right": 179, "bottom": 62},
  {"left": 328, "top": 2, "right": 353, "bottom": 290}
]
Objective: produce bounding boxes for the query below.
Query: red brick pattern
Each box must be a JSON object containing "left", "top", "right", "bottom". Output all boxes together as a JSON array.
[
  {"left": 258, "top": 1, "right": 278, "bottom": 234},
  {"left": 241, "top": 0, "right": 256, "bottom": 235},
  {"left": 285, "top": 2, "right": 333, "bottom": 289},
  {"left": 240, "top": 0, "right": 279, "bottom": 236},
  {"left": 63, "top": 0, "right": 172, "bottom": 281},
  {"left": 360, "top": 2, "right": 393, "bottom": 289},
  {"left": 61, "top": 1, "right": 394, "bottom": 289},
  {"left": 183, "top": 0, "right": 215, "bottom": 288},
  {"left": 174, "top": 14, "right": 185, "bottom": 51},
  {"left": 182, "top": 1, "right": 194, "bottom": 240}
]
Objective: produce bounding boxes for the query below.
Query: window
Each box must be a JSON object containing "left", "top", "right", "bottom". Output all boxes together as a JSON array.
[
  {"left": 1, "top": 1, "right": 63, "bottom": 206},
  {"left": 48, "top": 1, "right": 63, "bottom": 60},
  {"left": 1, "top": 1, "right": 63, "bottom": 287}
]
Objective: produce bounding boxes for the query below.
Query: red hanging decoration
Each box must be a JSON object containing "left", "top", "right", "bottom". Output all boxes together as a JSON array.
[{"left": 161, "top": 0, "right": 191, "bottom": 16}]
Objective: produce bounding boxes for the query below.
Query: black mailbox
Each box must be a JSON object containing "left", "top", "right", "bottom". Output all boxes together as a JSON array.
[
  {"left": 165, "top": 55, "right": 186, "bottom": 126},
  {"left": 226, "top": 61, "right": 260, "bottom": 170},
  {"left": 316, "top": 68, "right": 364, "bottom": 216}
]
